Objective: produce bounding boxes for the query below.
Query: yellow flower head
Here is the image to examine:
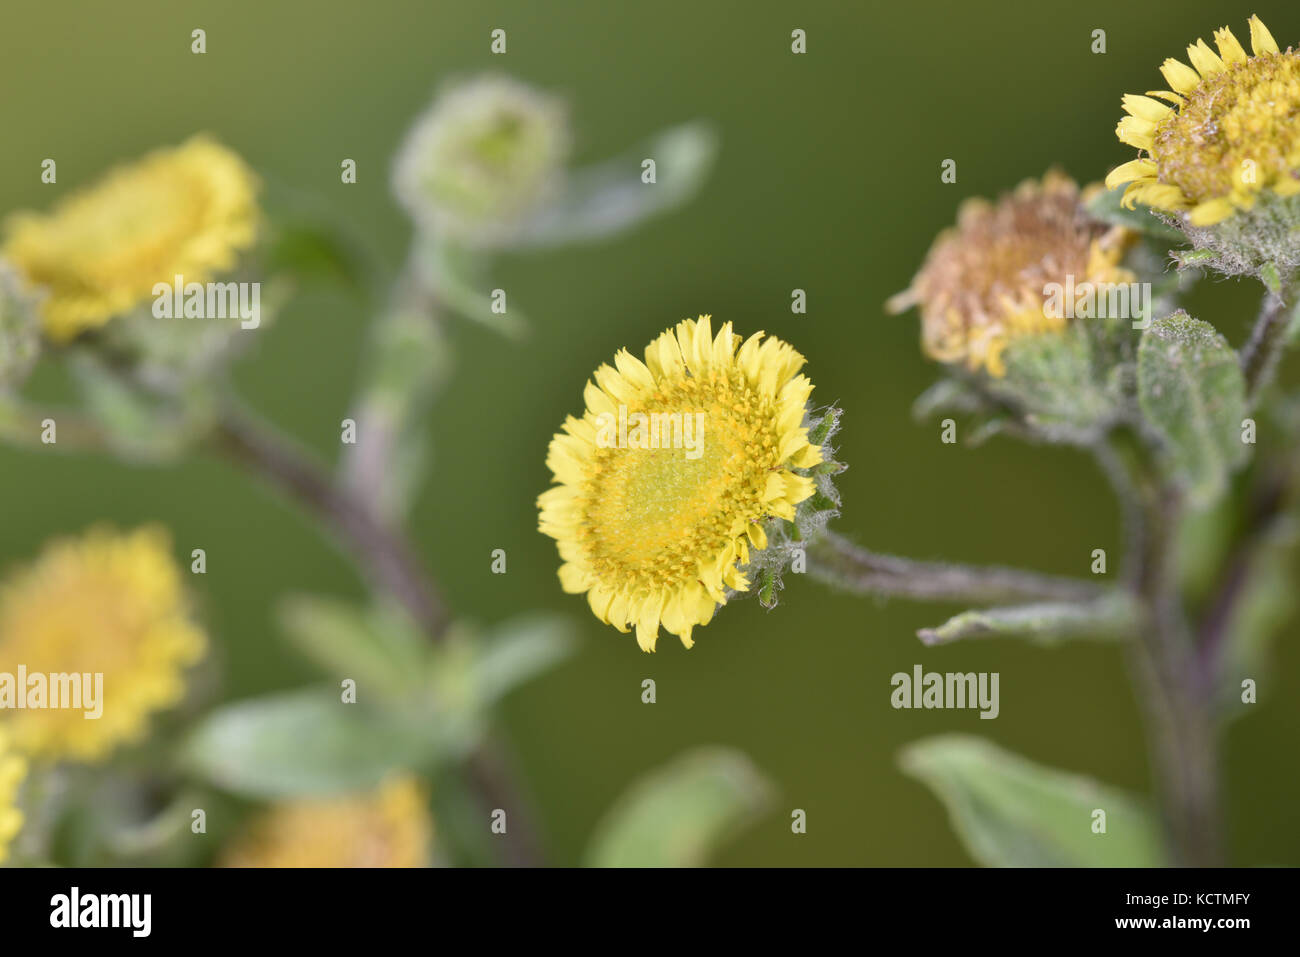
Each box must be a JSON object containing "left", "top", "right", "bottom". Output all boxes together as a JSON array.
[
  {"left": 0, "top": 727, "right": 25, "bottom": 864},
  {"left": 221, "top": 777, "right": 432, "bottom": 868},
  {"left": 0, "top": 526, "right": 206, "bottom": 762},
  {"left": 538, "top": 315, "right": 825, "bottom": 652},
  {"left": 889, "top": 172, "right": 1132, "bottom": 376},
  {"left": 1108, "top": 16, "right": 1300, "bottom": 226},
  {"left": 2, "top": 136, "right": 259, "bottom": 342}
]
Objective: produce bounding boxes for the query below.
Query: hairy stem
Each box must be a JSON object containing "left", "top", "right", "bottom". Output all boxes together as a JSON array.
[
  {"left": 210, "top": 404, "right": 545, "bottom": 866},
  {"left": 807, "top": 530, "right": 1105, "bottom": 605},
  {"left": 1101, "top": 427, "right": 1223, "bottom": 866},
  {"left": 212, "top": 407, "right": 449, "bottom": 636},
  {"left": 1241, "top": 279, "right": 1294, "bottom": 406},
  {"left": 1196, "top": 448, "right": 1300, "bottom": 691}
]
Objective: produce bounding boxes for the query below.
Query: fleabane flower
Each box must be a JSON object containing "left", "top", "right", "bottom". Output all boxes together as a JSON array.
[
  {"left": 392, "top": 75, "right": 568, "bottom": 246},
  {"left": 2, "top": 136, "right": 259, "bottom": 342},
  {"left": 0, "top": 728, "right": 24, "bottom": 863},
  {"left": 221, "top": 777, "right": 432, "bottom": 868},
  {"left": 1108, "top": 16, "right": 1300, "bottom": 226},
  {"left": 889, "top": 172, "right": 1132, "bottom": 376},
  {"left": 0, "top": 526, "right": 206, "bottom": 762},
  {"left": 537, "top": 315, "right": 826, "bottom": 652}
]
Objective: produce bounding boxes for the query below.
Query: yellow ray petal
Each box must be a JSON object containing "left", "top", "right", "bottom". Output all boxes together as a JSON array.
[
  {"left": 1160, "top": 58, "right": 1202, "bottom": 95},
  {"left": 1186, "top": 39, "right": 1224, "bottom": 76},
  {"left": 1122, "top": 94, "right": 1171, "bottom": 123},
  {"left": 1144, "top": 90, "right": 1186, "bottom": 106},
  {"left": 1105, "top": 158, "right": 1158, "bottom": 189},
  {"left": 1116, "top": 116, "right": 1156, "bottom": 150},
  {"left": 1213, "top": 27, "right": 1247, "bottom": 64},
  {"left": 1249, "top": 15, "right": 1279, "bottom": 56},
  {"left": 1188, "top": 197, "right": 1236, "bottom": 226}
]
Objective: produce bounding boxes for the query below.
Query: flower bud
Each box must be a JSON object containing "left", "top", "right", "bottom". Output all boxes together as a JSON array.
[{"left": 392, "top": 76, "right": 569, "bottom": 247}]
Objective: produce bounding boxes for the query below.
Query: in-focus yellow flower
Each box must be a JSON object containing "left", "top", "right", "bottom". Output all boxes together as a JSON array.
[
  {"left": 889, "top": 172, "right": 1132, "bottom": 376},
  {"left": 0, "top": 728, "right": 24, "bottom": 864},
  {"left": 537, "top": 315, "right": 825, "bottom": 652},
  {"left": 1107, "top": 16, "right": 1300, "bottom": 226},
  {"left": 221, "top": 777, "right": 432, "bottom": 868},
  {"left": 2, "top": 136, "right": 259, "bottom": 342},
  {"left": 0, "top": 526, "right": 206, "bottom": 762}
]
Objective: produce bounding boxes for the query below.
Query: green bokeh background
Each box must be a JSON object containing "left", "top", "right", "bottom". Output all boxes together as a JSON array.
[{"left": 1, "top": 0, "right": 1296, "bottom": 865}]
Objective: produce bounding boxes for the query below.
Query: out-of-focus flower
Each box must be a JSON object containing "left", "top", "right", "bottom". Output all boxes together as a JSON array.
[
  {"left": 0, "top": 526, "right": 206, "bottom": 762},
  {"left": 538, "top": 316, "right": 825, "bottom": 652},
  {"left": 889, "top": 172, "right": 1132, "bottom": 377},
  {"left": 0, "top": 728, "right": 24, "bottom": 864},
  {"left": 221, "top": 777, "right": 432, "bottom": 868},
  {"left": 1107, "top": 16, "right": 1299, "bottom": 226},
  {"left": 0, "top": 260, "right": 40, "bottom": 390},
  {"left": 392, "top": 75, "right": 568, "bottom": 246},
  {"left": 2, "top": 137, "right": 259, "bottom": 342}
]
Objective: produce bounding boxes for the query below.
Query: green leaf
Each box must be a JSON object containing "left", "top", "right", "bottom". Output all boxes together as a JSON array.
[
  {"left": 263, "top": 217, "right": 375, "bottom": 294},
  {"left": 912, "top": 378, "right": 991, "bottom": 421},
  {"left": 516, "top": 121, "right": 718, "bottom": 248},
  {"left": 69, "top": 354, "right": 214, "bottom": 462},
  {"left": 426, "top": 240, "right": 531, "bottom": 339},
  {"left": 1086, "top": 185, "right": 1184, "bottom": 242},
  {"left": 917, "top": 595, "right": 1137, "bottom": 646},
  {"left": 277, "top": 595, "right": 431, "bottom": 698},
  {"left": 584, "top": 747, "right": 773, "bottom": 867},
  {"left": 1137, "top": 312, "right": 1249, "bottom": 507},
  {"left": 900, "top": 735, "right": 1166, "bottom": 867},
  {"left": 474, "top": 613, "right": 577, "bottom": 706},
  {"left": 997, "top": 327, "right": 1115, "bottom": 433},
  {"left": 181, "top": 689, "right": 439, "bottom": 798}
]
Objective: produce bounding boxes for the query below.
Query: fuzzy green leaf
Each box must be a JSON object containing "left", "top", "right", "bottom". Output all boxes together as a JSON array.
[
  {"left": 997, "top": 327, "right": 1114, "bottom": 433},
  {"left": 516, "top": 121, "right": 717, "bottom": 248},
  {"left": 900, "top": 735, "right": 1165, "bottom": 867},
  {"left": 918, "top": 595, "right": 1137, "bottom": 646},
  {"left": 182, "top": 689, "right": 439, "bottom": 798},
  {"left": 277, "top": 595, "right": 431, "bottom": 697},
  {"left": 1137, "top": 312, "right": 1249, "bottom": 507},
  {"left": 584, "top": 748, "right": 772, "bottom": 867}
]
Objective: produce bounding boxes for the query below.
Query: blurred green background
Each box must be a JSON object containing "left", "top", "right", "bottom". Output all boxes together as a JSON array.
[{"left": 1, "top": 0, "right": 1296, "bottom": 865}]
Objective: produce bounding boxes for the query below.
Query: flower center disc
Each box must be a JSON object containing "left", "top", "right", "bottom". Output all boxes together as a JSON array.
[
  {"left": 580, "top": 372, "right": 778, "bottom": 589},
  {"left": 1154, "top": 52, "right": 1300, "bottom": 202}
]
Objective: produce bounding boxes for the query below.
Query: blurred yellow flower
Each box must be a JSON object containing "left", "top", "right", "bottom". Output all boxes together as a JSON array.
[
  {"left": 889, "top": 172, "right": 1131, "bottom": 376},
  {"left": 0, "top": 526, "right": 206, "bottom": 762},
  {"left": 0, "top": 728, "right": 24, "bottom": 864},
  {"left": 538, "top": 315, "right": 824, "bottom": 652},
  {"left": 221, "top": 777, "right": 432, "bottom": 868},
  {"left": 1107, "top": 16, "right": 1300, "bottom": 226},
  {"left": 2, "top": 136, "right": 259, "bottom": 342}
]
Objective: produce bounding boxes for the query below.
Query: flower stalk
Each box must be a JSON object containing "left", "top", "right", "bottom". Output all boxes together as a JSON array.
[
  {"left": 209, "top": 405, "right": 545, "bottom": 867},
  {"left": 806, "top": 531, "right": 1106, "bottom": 607}
]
